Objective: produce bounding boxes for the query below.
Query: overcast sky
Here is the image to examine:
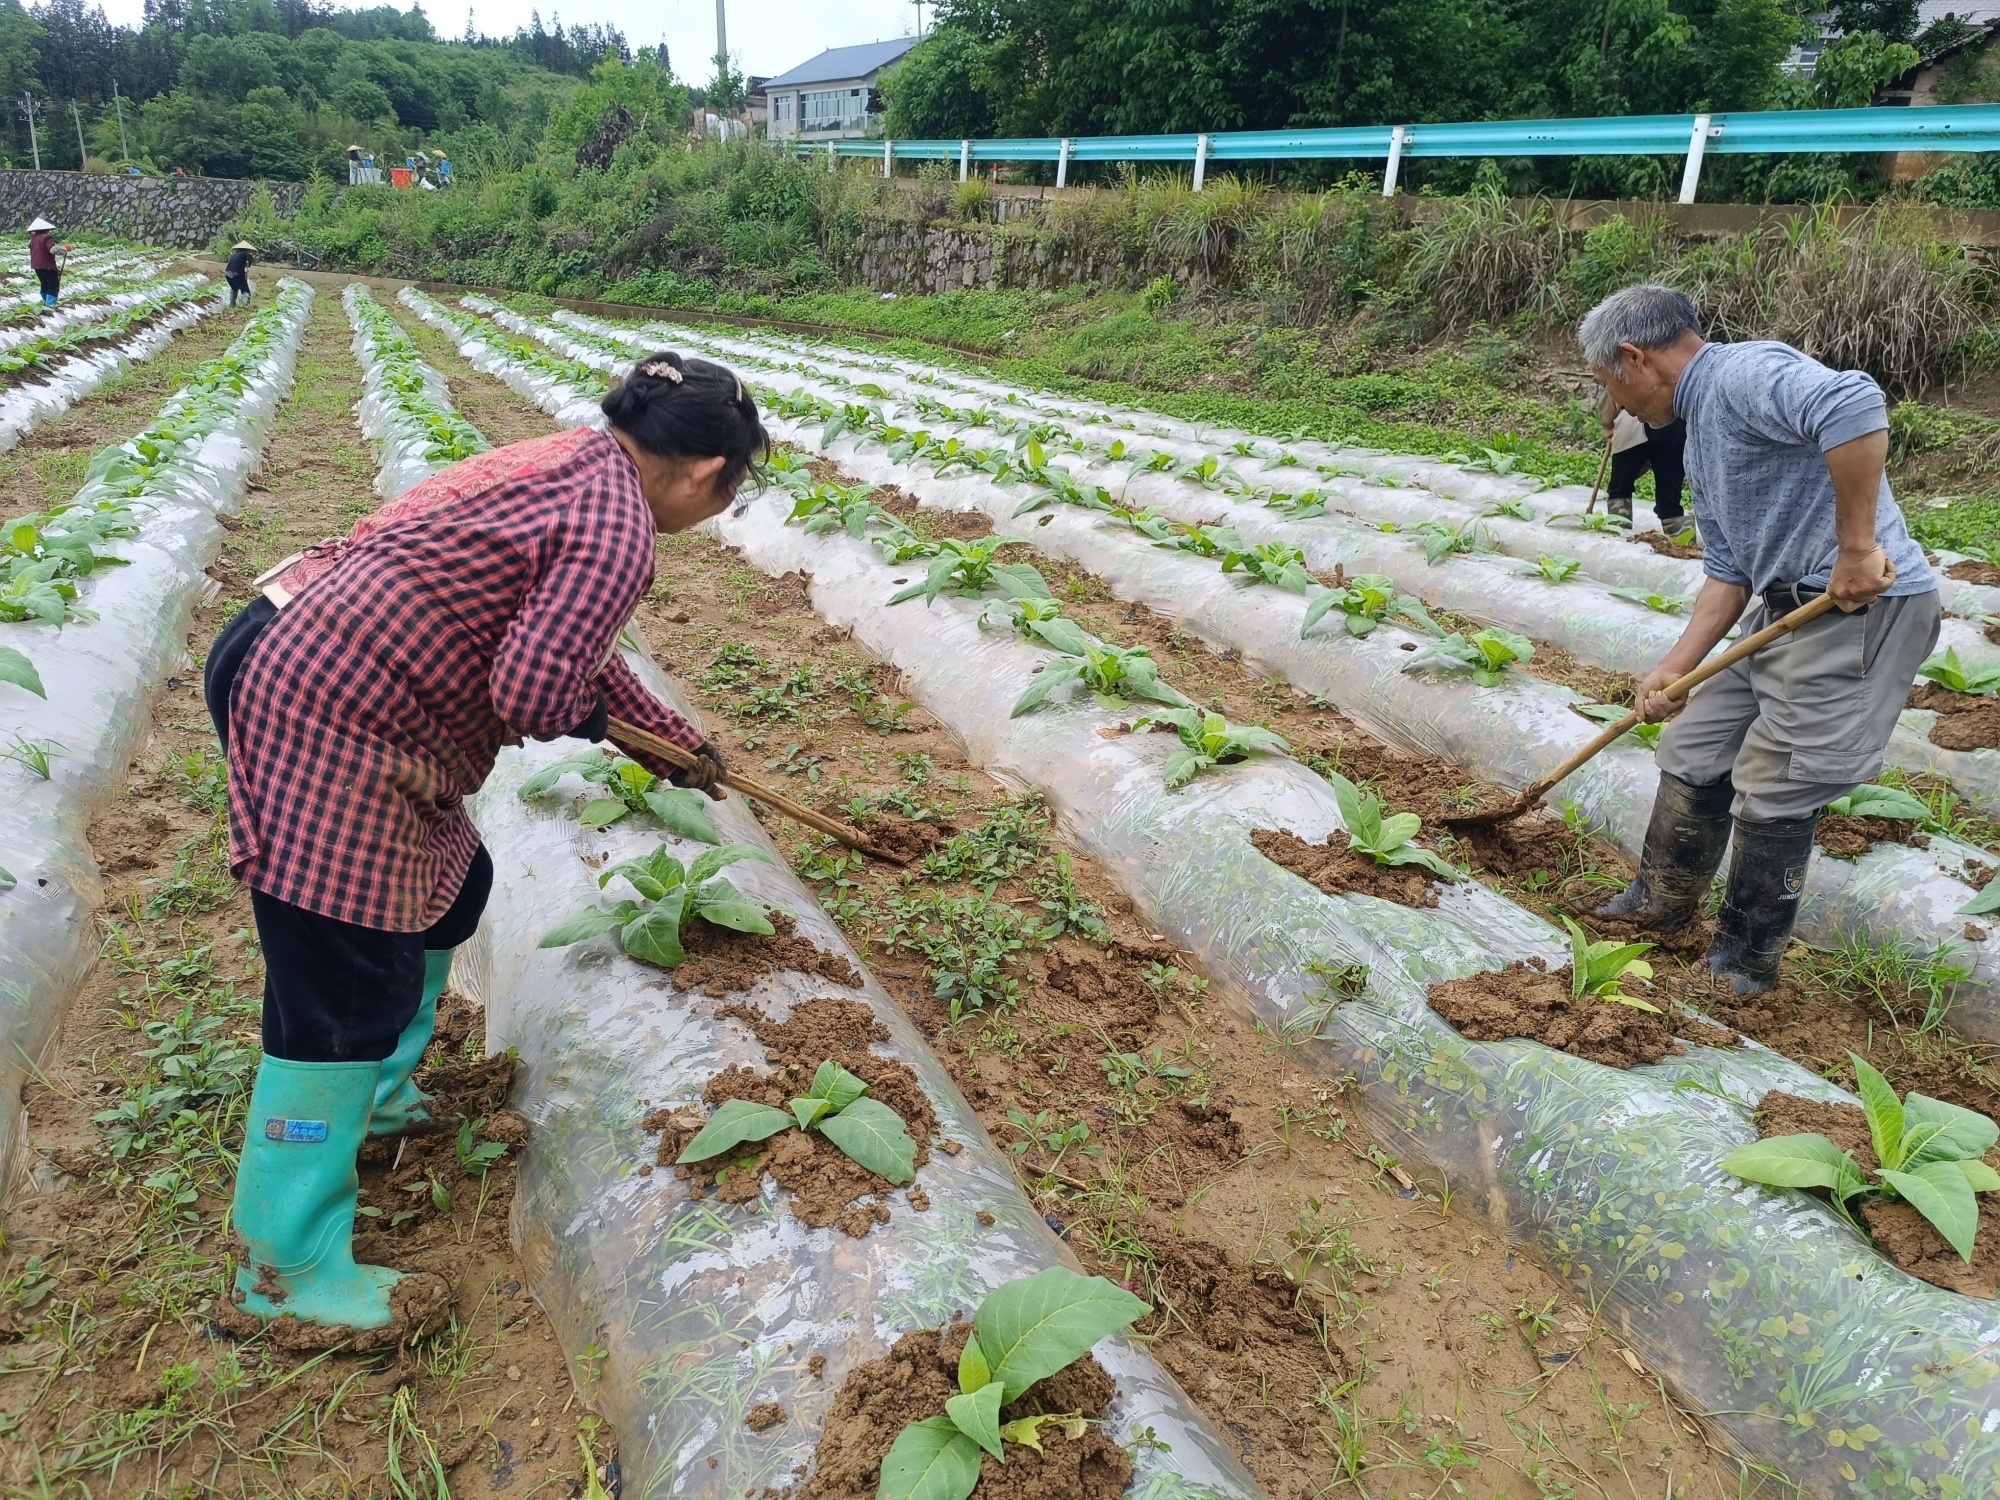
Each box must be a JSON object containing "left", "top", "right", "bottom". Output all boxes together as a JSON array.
[{"left": 92, "top": 0, "right": 925, "bottom": 82}]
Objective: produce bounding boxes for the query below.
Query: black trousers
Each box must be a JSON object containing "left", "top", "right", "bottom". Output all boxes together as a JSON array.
[
  {"left": 205, "top": 597, "right": 492, "bottom": 1063},
  {"left": 1606, "top": 417, "right": 1686, "bottom": 519},
  {"left": 225, "top": 273, "right": 250, "bottom": 304},
  {"left": 34, "top": 268, "right": 57, "bottom": 301}
]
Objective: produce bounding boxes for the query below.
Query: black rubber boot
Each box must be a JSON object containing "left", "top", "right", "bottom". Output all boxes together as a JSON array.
[
  {"left": 1592, "top": 771, "right": 1734, "bottom": 932},
  {"left": 1606, "top": 494, "right": 1633, "bottom": 522},
  {"left": 1708, "top": 814, "right": 1821, "bottom": 996}
]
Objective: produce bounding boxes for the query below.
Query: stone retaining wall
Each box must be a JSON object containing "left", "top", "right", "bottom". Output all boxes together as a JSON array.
[{"left": 0, "top": 171, "right": 303, "bottom": 249}]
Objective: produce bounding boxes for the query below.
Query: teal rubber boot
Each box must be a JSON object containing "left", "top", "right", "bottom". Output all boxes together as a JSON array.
[
  {"left": 368, "top": 948, "right": 452, "bottom": 1137},
  {"left": 231, "top": 1056, "right": 404, "bottom": 1329}
]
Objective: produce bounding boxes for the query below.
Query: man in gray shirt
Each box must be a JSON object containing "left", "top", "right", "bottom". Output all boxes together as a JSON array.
[{"left": 1577, "top": 284, "right": 1940, "bottom": 995}]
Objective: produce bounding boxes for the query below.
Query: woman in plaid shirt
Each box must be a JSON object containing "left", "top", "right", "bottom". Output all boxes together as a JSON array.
[{"left": 203, "top": 350, "right": 766, "bottom": 1338}]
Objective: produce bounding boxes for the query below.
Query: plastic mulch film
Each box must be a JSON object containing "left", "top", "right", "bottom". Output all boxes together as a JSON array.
[
  {"left": 398, "top": 288, "right": 607, "bottom": 429},
  {"left": 0, "top": 272, "right": 200, "bottom": 356},
  {"left": 455, "top": 645, "right": 1265, "bottom": 1500},
  {"left": 0, "top": 279, "right": 312, "bottom": 1187},
  {"left": 712, "top": 492, "right": 2000, "bottom": 1499},
  {"left": 1931, "top": 549, "right": 2000, "bottom": 622},
  {"left": 344, "top": 284, "right": 490, "bottom": 501}
]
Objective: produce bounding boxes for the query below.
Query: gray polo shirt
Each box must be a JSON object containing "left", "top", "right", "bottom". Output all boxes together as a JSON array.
[{"left": 1672, "top": 341, "right": 1932, "bottom": 598}]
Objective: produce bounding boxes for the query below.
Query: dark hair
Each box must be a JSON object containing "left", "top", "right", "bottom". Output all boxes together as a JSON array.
[{"left": 600, "top": 350, "right": 769, "bottom": 492}]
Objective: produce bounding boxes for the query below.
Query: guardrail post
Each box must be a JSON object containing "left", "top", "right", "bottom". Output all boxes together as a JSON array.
[
  {"left": 1382, "top": 126, "right": 1407, "bottom": 196},
  {"left": 1193, "top": 133, "right": 1209, "bottom": 191},
  {"left": 1056, "top": 137, "right": 1071, "bottom": 190},
  {"left": 959, "top": 138, "right": 970, "bottom": 182},
  {"left": 1678, "top": 114, "right": 1712, "bottom": 204},
  {"left": 883, "top": 138, "right": 895, "bottom": 178},
  {"left": 827, "top": 140, "right": 837, "bottom": 172}
]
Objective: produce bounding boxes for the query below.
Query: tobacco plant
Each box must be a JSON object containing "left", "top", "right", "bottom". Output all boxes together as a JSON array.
[
  {"left": 1724, "top": 1053, "right": 2000, "bottom": 1262},
  {"left": 1219, "top": 540, "right": 1316, "bottom": 593},
  {"left": 538, "top": 843, "right": 774, "bottom": 968},
  {"left": 1133, "top": 707, "right": 1289, "bottom": 788},
  {"left": 1300, "top": 573, "right": 1437, "bottom": 639},
  {"left": 790, "top": 481, "right": 892, "bottom": 538},
  {"left": 877, "top": 1267, "right": 1150, "bottom": 1500},
  {"left": 1415, "top": 520, "right": 1484, "bottom": 564},
  {"left": 1918, "top": 646, "right": 2000, "bottom": 697},
  {"left": 1325, "top": 773, "right": 1456, "bottom": 879},
  {"left": 676, "top": 1059, "right": 917, "bottom": 1186},
  {"left": 1611, "top": 587, "right": 1695, "bottom": 614},
  {"left": 1009, "top": 618, "right": 1189, "bottom": 717},
  {"left": 890, "top": 536, "right": 1050, "bottom": 607},
  {"left": 1560, "top": 918, "right": 1659, "bottom": 1011},
  {"left": 1546, "top": 509, "right": 1630, "bottom": 533},
  {"left": 1519, "top": 554, "right": 1581, "bottom": 584},
  {"left": 1825, "top": 784, "right": 1932, "bottom": 822},
  {"left": 1155, "top": 522, "right": 1243, "bottom": 560},
  {"left": 518, "top": 748, "right": 723, "bottom": 843},
  {"left": 1404, "top": 628, "right": 1536, "bottom": 687}
]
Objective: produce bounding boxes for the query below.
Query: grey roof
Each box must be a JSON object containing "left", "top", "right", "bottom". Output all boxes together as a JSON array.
[{"left": 762, "top": 37, "right": 919, "bottom": 89}]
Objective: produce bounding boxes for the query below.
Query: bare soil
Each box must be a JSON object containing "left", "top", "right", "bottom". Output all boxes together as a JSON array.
[
  {"left": 1251, "top": 826, "right": 1446, "bottom": 907},
  {"left": 0, "top": 288, "right": 604, "bottom": 1497},
  {"left": 1817, "top": 813, "right": 1929, "bottom": 857},
  {"left": 1907, "top": 681, "right": 2000, "bottom": 751},
  {"left": 672, "top": 908, "right": 863, "bottom": 995},
  {"left": 1426, "top": 961, "right": 1735, "bottom": 1069},
  {"left": 1947, "top": 558, "right": 2000, "bottom": 587},
  {"left": 1632, "top": 532, "right": 1704, "bottom": 560}
]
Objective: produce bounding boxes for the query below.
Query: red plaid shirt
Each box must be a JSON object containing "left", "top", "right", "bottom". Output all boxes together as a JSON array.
[{"left": 226, "top": 427, "right": 706, "bottom": 931}]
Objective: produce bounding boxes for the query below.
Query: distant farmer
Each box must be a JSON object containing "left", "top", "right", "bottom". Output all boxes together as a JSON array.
[
  {"left": 27, "top": 217, "right": 61, "bottom": 306},
  {"left": 1596, "top": 385, "right": 1687, "bottom": 528},
  {"left": 1580, "top": 284, "right": 1939, "bottom": 995},
  {"left": 224, "top": 240, "right": 255, "bottom": 306},
  {"left": 201, "top": 351, "right": 764, "bottom": 1337}
]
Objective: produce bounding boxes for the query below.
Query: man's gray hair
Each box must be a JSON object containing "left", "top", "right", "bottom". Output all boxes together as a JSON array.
[{"left": 1578, "top": 284, "right": 1701, "bottom": 372}]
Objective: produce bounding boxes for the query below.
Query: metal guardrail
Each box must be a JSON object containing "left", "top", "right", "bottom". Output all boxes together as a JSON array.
[{"left": 791, "top": 103, "right": 2000, "bottom": 203}]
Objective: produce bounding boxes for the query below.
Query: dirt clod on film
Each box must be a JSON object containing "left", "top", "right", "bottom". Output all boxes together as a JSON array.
[
  {"left": 1252, "top": 826, "right": 1445, "bottom": 907},
  {"left": 746, "top": 1401, "right": 788, "bottom": 1431},
  {"left": 648, "top": 998, "right": 935, "bottom": 1235},
  {"left": 1946, "top": 558, "right": 2000, "bottom": 587},
  {"left": 1907, "top": 681, "right": 2000, "bottom": 751},
  {"left": 1817, "top": 813, "right": 1929, "bottom": 857},
  {"left": 1428, "top": 960, "right": 1736, "bottom": 1069},
  {"left": 672, "top": 908, "right": 863, "bottom": 995},
  {"left": 799, "top": 1324, "right": 1129, "bottom": 1500}
]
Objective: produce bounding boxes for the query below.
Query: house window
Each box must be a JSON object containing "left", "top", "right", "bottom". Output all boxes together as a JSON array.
[
  {"left": 801, "top": 86, "right": 868, "bottom": 134},
  {"left": 772, "top": 94, "right": 793, "bottom": 126}
]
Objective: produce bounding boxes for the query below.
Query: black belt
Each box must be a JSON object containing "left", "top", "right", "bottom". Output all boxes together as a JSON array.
[{"left": 1762, "top": 580, "right": 1864, "bottom": 616}]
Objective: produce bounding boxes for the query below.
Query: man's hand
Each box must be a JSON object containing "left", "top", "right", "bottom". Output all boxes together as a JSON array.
[
  {"left": 1827, "top": 545, "right": 1895, "bottom": 611},
  {"left": 1635, "top": 665, "right": 1689, "bottom": 724},
  {"left": 673, "top": 741, "right": 728, "bottom": 801},
  {"left": 1633, "top": 577, "right": 1751, "bottom": 723}
]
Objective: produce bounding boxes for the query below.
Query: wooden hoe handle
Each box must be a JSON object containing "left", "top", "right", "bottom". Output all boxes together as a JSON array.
[
  {"left": 1516, "top": 590, "right": 1841, "bottom": 809},
  {"left": 606, "top": 715, "right": 903, "bottom": 863}
]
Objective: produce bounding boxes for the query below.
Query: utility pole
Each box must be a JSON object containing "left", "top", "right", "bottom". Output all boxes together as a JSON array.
[
  {"left": 18, "top": 95, "right": 38, "bottom": 171},
  {"left": 112, "top": 81, "right": 128, "bottom": 161},
  {"left": 69, "top": 100, "right": 85, "bottom": 167},
  {"left": 714, "top": 0, "right": 726, "bottom": 67}
]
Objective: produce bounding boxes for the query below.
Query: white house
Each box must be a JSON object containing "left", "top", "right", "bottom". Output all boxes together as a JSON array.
[{"left": 762, "top": 37, "right": 920, "bottom": 142}]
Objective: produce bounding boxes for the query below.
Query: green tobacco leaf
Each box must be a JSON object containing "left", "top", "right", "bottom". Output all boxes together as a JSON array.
[
  {"left": 879, "top": 1417, "right": 982, "bottom": 1500},
  {"left": 1962, "top": 880, "right": 2000, "bottom": 917},
  {"left": 516, "top": 747, "right": 605, "bottom": 793},
  {"left": 1852, "top": 1053, "right": 1906, "bottom": 1171},
  {"left": 791, "top": 1096, "right": 831, "bottom": 1131},
  {"left": 0, "top": 645, "right": 45, "bottom": 698},
  {"left": 1025, "top": 617, "right": 1094, "bottom": 657},
  {"left": 578, "top": 798, "right": 631, "bottom": 829},
  {"left": 1901, "top": 1092, "right": 2000, "bottom": 1164},
  {"left": 1721, "top": 1133, "right": 1864, "bottom": 1197},
  {"left": 644, "top": 787, "right": 723, "bottom": 845},
  {"left": 1010, "top": 658, "right": 1082, "bottom": 718},
  {"left": 1881, "top": 1162, "right": 1982, "bottom": 1262},
  {"left": 676, "top": 1098, "right": 794, "bottom": 1164},
  {"left": 974, "top": 1266, "right": 1151, "bottom": 1402},
  {"left": 693, "top": 880, "right": 776, "bottom": 935},
  {"left": 686, "top": 844, "right": 771, "bottom": 886},
  {"left": 809, "top": 1060, "right": 869, "bottom": 1112},
  {"left": 1960, "top": 1158, "right": 2000, "bottom": 1193},
  {"left": 537, "top": 904, "right": 635, "bottom": 949},
  {"left": 817, "top": 1096, "right": 916, "bottom": 1184},
  {"left": 621, "top": 895, "right": 688, "bottom": 967},
  {"left": 957, "top": 1333, "right": 992, "bottom": 1395},
  {"left": 945, "top": 1381, "right": 1006, "bottom": 1461}
]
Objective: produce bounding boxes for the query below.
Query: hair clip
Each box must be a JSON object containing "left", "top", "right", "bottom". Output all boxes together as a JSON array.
[
  {"left": 733, "top": 377, "right": 744, "bottom": 403},
  {"left": 641, "top": 359, "right": 683, "bottom": 384}
]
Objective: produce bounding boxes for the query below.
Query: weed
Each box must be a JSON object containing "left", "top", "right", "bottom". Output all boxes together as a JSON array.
[
  {"left": 456, "top": 1118, "right": 511, "bottom": 1177},
  {"left": 1027, "top": 851, "right": 1108, "bottom": 943},
  {"left": 0, "top": 734, "right": 59, "bottom": 777},
  {"left": 922, "top": 798, "right": 1048, "bottom": 891},
  {"left": 881, "top": 890, "right": 1036, "bottom": 1017},
  {"left": 1515, "top": 1296, "right": 1561, "bottom": 1341}
]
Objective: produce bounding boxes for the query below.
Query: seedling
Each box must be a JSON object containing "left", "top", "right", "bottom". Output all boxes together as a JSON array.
[
  {"left": 1107, "top": 505, "right": 1176, "bottom": 543},
  {"left": 538, "top": 842, "right": 775, "bottom": 968},
  {"left": 1826, "top": 784, "right": 1932, "bottom": 822},
  {"left": 675, "top": 1059, "right": 917, "bottom": 1185},
  {"left": 1403, "top": 628, "right": 1536, "bottom": 687},
  {"left": 890, "top": 536, "right": 1051, "bottom": 607},
  {"left": 1010, "top": 617, "right": 1189, "bottom": 717},
  {"left": 1610, "top": 587, "right": 1695, "bottom": 614},
  {"left": 455, "top": 1117, "right": 510, "bottom": 1176},
  {"left": 874, "top": 526, "right": 940, "bottom": 565},
  {"left": 1132, "top": 707, "right": 1289, "bottom": 788},
  {"left": 878, "top": 1267, "right": 1149, "bottom": 1500},
  {"left": 979, "top": 595, "right": 1067, "bottom": 632},
  {"left": 1414, "top": 520, "right": 1483, "bottom": 564},
  {"left": 517, "top": 748, "right": 722, "bottom": 844},
  {"left": 1220, "top": 540, "right": 1316, "bottom": 593},
  {"left": 1301, "top": 573, "right": 1437, "bottom": 639},
  {"left": 1517, "top": 554, "right": 1580, "bottom": 584},
  {"left": 1560, "top": 917, "right": 1659, "bottom": 1012},
  {"left": 1573, "top": 702, "right": 1662, "bottom": 751},
  {"left": 1724, "top": 1053, "right": 2000, "bottom": 1261},
  {"left": 789, "top": 481, "right": 891, "bottom": 537},
  {"left": 1546, "top": 510, "right": 1630, "bottom": 533},
  {"left": 1483, "top": 498, "right": 1536, "bottom": 522},
  {"left": 1917, "top": 646, "right": 2000, "bottom": 698},
  {"left": 1324, "top": 773, "right": 1456, "bottom": 880}
]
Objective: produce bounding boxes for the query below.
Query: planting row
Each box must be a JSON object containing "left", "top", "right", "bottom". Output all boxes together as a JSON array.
[
  {"left": 0, "top": 278, "right": 312, "bottom": 1184},
  {"left": 455, "top": 298, "right": 2000, "bottom": 1050},
  {"left": 343, "top": 283, "right": 488, "bottom": 499},
  {"left": 344, "top": 293, "right": 1263, "bottom": 1499}
]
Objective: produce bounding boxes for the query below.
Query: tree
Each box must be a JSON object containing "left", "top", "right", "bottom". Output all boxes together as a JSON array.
[{"left": 880, "top": 26, "right": 995, "bottom": 138}]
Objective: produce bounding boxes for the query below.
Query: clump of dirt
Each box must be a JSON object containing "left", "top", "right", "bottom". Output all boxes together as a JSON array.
[
  {"left": 1427, "top": 960, "right": 1735, "bottom": 1069},
  {"left": 1817, "top": 814, "right": 1928, "bottom": 857},
  {"left": 1043, "top": 935, "right": 1184, "bottom": 1037},
  {"left": 1632, "top": 532, "right": 1703, "bottom": 559},
  {"left": 644, "top": 998, "right": 935, "bottom": 1236},
  {"left": 1559, "top": 889, "right": 1715, "bottom": 958},
  {"left": 1947, "top": 558, "right": 2000, "bottom": 587},
  {"left": 798, "top": 1323, "right": 1130, "bottom": 1500},
  {"left": 672, "top": 909, "right": 862, "bottom": 995},
  {"left": 214, "top": 1268, "right": 453, "bottom": 1352},
  {"left": 746, "top": 1402, "right": 787, "bottom": 1431},
  {"left": 858, "top": 813, "right": 954, "bottom": 862},
  {"left": 1860, "top": 1201, "right": 2000, "bottom": 1298},
  {"left": 1252, "top": 826, "right": 1445, "bottom": 908},
  {"left": 1906, "top": 681, "right": 2000, "bottom": 752},
  {"left": 1753, "top": 1091, "right": 1873, "bottom": 1166},
  {"left": 1522, "top": 644, "right": 1636, "bottom": 707},
  {"left": 1457, "top": 813, "right": 1578, "bottom": 880},
  {"left": 1142, "top": 1223, "right": 1335, "bottom": 1358}
]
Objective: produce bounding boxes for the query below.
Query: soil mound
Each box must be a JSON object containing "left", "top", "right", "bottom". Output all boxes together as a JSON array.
[
  {"left": 1946, "top": 559, "right": 2000, "bottom": 587},
  {"left": 1427, "top": 960, "right": 1733, "bottom": 1068},
  {"left": 1907, "top": 681, "right": 2000, "bottom": 751},
  {"left": 1817, "top": 814, "right": 1927, "bottom": 857},
  {"left": 672, "top": 910, "right": 861, "bottom": 995},
  {"left": 1252, "top": 826, "right": 1445, "bottom": 908}
]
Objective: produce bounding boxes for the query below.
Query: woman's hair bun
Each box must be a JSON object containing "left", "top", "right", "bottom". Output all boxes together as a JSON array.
[{"left": 602, "top": 349, "right": 768, "bottom": 490}]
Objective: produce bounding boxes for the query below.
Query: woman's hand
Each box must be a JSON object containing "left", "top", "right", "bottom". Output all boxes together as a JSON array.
[{"left": 674, "top": 742, "right": 728, "bottom": 800}]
